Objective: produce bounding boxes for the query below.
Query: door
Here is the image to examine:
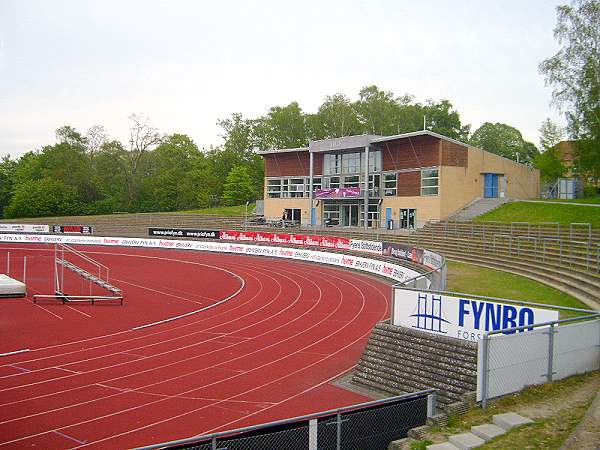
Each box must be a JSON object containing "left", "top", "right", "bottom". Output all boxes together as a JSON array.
[
  {"left": 400, "top": 208, "right": 416, "bottom": 229},
  {"left": 484, "top": 173, "right": 499, "bottom": 198},
  {"left": 342, "top": 205, "right": 359, "bottom": 226},
  {"left": 385, "top": 207, "right": 392, "bottom": 229}
]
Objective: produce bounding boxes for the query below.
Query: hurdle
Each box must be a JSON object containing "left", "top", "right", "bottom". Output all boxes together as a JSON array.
[{"left": 46, "top": 244, "right": 124, "bottom": 305}]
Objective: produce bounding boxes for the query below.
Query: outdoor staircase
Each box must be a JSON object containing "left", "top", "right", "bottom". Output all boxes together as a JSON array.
[
  {"left": 352, "top": 322, "right": 478, "bottom": 409},
  {"left": 450, "top": 198, "right": 509, "bottom": 221}
]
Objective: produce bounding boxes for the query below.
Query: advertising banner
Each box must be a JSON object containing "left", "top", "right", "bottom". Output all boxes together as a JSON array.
[
  {"left": 392, "top": 288, "right": 559, "bottom": 342},
  {"left": 0, "top": 224, "right": 49, "bottom": 233},
  {"left": 220, "top": 230, "right": 353, "bottom": 251},
  {"left": 52, "top": 225, "right": 94, "bottom": 234},
  {"left": 314, "top": 187, "right": 361, "bottom": 199},
  {"left": 382, "top": 242, "right": 444, "bottom": 269},
  {"left": 0, "top": 233, "right": 421, "bottom": 284},
  {"left": 148, "top": 228, "right": 220, "bottom": 239}
]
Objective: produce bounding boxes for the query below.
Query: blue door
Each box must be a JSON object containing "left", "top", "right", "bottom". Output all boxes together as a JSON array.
[
  {"left": 484, "top": 174, "right": 499, "bottom": 198},
  {"left": 385, "top": 208, "right": 392, "bottom": 229},
  {"left": 311, "top": 207, "right": 316, "bottom": 225}
]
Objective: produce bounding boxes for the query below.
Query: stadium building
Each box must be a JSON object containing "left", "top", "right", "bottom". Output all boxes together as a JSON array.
[{"left": 258, "top": 131, "right": 540, "bottom": 229}]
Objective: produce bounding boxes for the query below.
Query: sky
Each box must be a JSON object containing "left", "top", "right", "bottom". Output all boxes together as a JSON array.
[{"left": 0, "top": 0, "right": 566, "bottom": 159}]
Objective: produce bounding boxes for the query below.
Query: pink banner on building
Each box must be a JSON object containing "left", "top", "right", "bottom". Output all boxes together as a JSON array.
[{"left": 314, "top": 187, "right": 361, "bottom": 199}]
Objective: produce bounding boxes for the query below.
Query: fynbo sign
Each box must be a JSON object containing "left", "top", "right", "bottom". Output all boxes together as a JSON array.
[{"left": 393, "top": 289, "right": 559, "bottom": 342}]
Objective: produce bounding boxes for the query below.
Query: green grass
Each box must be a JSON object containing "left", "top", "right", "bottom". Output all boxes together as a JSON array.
[
  {"left": 538, "top": 197, "right": 600, "bottom": 204},
  {"left": 446, "top": 260, "right": 589, "bottom": 313},
  {"left": 475, "top": 201, "right": 600, "bottom": 227},
  {"left": 174, "top": 203, "right": 255, "bottom": 216},
  {"left": 429, "top": 371, "right": 599, "bottom": 450}
]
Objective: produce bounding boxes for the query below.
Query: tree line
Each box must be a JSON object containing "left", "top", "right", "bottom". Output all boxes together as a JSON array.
[{"left": 1, "top": 86, "right": 551, "bottom": 219}]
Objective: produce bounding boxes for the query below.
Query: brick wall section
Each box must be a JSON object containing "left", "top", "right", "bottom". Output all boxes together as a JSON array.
[
  {"left": 397, "top": 170, "right": 421, "bottom": 196},
  {"left": 440, "top": 140, "right": 468, "bottom": 167},
  {"left": 264, "top": 151, "right": 323, "bottom": 177},
  {"left": 352, "top": 322, "right": 478, "bottom": 408},
  {"left": 381, "top": 135, "right": 440, "bottom": 171}
]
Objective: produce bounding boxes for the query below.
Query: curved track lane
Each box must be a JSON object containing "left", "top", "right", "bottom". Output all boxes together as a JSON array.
[{"left": 0, "top": 245, "right": 391, "bottom": 449}]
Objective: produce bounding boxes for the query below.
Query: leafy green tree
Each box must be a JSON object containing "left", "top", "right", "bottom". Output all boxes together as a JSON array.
[
  {"left": 354, "top": 85, "right": 401, "bottom": 135},
  {"left": 539, "top": 0, "right": 600, "bottom": 181},
  {"left": 0, "top": 156, "right": 16, "bottom": 217},
  {"left": 470, "top": 122, "right": 539, "bottom": 163},
  {"left": 222, "top": 165, "right": 258, "bottom": 206},
  {"left": 253, "top": 102, "right": 308, "bottom": 149},
  {"left": 308, "top": 93, "right": 361, "bottom": 139},
  {"left": 423, "top": 99, "right": 471, "bottom": 141},
  {"left": 5, "top": 178, "right": 82, "bottom": 218},
  {"left": 217, "top": 113, "right": 255, "bottom": 154},
  {"left": 539, "top": 118, "right": 565, "bottom": 150},
  {"left": 534, "top": 147, "right": 567, "bottom": 181}
]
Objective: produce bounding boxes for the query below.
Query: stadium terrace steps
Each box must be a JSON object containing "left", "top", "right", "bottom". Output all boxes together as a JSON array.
[
  {"left": 352, "top": 322, "right": 477, "bottom": 408},
  {"left": 450, "top": 197, "right": 509, "bottom": 221}
]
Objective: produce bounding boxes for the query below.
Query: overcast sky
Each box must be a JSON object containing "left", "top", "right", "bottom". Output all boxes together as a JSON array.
[{"left": 0, "top": 0, "right": 566, "bottom": 159}]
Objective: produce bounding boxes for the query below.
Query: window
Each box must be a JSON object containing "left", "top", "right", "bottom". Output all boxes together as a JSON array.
[
  {"left": 421, "top": 168, "right": 439, "bottom": 196},
  {"left": 324, "top": 154, "right": 341, "bottom": 175},
  {"left": 288, "top": 178, "right": 305, "bottom": 198},
  {"left": 384, "top": 172, "right": 397, "bottom": 196},
  {"left": 325, "top": 176, "right": 340, "bottom": 189},
  {"left": 342, "top": 152, "right": 361, "bottom": 173},
  {"left": 267, "top": 179, "right": 282, "bottom": 198},
  {"left": 343, "top": 175, "right": 360, "bottom": 188},
  {"left": 305, "top": 177, "right": 322, "bottom": 196}
]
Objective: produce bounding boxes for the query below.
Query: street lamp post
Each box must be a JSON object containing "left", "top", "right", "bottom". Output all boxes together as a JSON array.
[{"left": 245, "top": 200, "right": 250, "bottom": 231}]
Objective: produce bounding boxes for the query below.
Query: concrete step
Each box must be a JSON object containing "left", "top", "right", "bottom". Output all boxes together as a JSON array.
[
  {"left": 448, "top": 432, "right": 486, "bottom": 449},
  {"left": 493, "top": 412, "right": 533, "bottom": 430},
  {"left": 427, "top": 442, "right": 460, "bottom": 450},
  {"left": 470, "top": 423, "right": 506, "bottom": 441}
]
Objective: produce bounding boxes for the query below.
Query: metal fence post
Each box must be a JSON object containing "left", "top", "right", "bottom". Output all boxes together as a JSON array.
[
  {"left": 546, "top": 323, "right": 556, "bottom": 382},
  {"left": 211, "top": 437, "right": 217, "bottom": 450},
  {"left": 427, "top": 392, "right": 437, "bottom": 418},
  {"left": 336, "top": 411, "right": 342, "bottom": 450},
  {"left": 481, "top": 333, "right": 489, "bottom": 409}
]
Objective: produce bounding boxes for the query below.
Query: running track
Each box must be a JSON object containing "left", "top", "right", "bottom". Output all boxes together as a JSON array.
[{"left": 0, "top": 244, "right": 391, "bottom": 448}]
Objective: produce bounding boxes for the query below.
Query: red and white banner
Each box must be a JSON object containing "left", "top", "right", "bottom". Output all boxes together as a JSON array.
[
  {"left": 220, "top": 230, "right": 353, "bottom": 251},
  {"left": 0, "top": 233, "right": 422, "bottom": 284}
]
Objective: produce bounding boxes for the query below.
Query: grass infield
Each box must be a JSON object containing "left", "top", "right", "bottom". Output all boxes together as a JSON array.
[{"left": 475, "top": 201, "right": 600, "bottom": 227}]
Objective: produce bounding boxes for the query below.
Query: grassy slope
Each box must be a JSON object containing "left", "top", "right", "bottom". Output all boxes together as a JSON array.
[
  {"left": 475, "top": 201, "right": 600, "bottom": 227},
  {"left": 446, "top": 260, "right": 588, "bottom": 312},
  {"left": 174, "top": 203, "right": 254, "bottom": 216}
]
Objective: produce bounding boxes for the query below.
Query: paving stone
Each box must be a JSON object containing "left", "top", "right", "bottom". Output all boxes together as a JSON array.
[
  {"left": 427, "top": 442, "right": 461, "bottom": 450},
  {"left": 493, "top": 412, "right": 533, "bottom": 431},
  {"left": 448, "top": 432, "right": 486, "bottom": 449},
  {"left": 470, "top": 423, "right": 506, "bottom": 441}
]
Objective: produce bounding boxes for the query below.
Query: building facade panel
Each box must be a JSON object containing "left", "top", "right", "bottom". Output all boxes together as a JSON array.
[
  {"left": 440, "top": 140, "right": 468, "bottom": 167},
  {"left": 397, "top": 170, "right": 421, "bottom": 197},
  {"left": 381, "top": 135, "right": 440, "bottom": 171}
]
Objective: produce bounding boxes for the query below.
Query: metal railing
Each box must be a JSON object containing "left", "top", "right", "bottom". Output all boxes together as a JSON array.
[{"left": 138, "top": 390, "right": 437, "bottom": 450}]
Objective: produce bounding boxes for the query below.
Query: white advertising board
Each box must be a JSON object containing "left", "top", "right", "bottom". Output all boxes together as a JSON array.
[
  {"left": 0, "top": 224, "right": 49, "bottom": 233},
  {"left": 393, "top": 288, "right": 559, "bottom": 342},
  {"left": 0, "top": 234, "right": 422, "bottom": 284}
]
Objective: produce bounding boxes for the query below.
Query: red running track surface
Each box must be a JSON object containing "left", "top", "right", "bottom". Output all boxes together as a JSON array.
[{"left": 0, "top": 244, "right": 391, "bottom": 449}]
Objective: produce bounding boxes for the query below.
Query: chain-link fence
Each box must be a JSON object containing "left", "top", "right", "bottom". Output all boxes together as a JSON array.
[
  {"left": 478, "top": 314, "right": 600, "bottom": 407},
  {"left": 139, "top": 390, "right": 436, "bottom": 450}
]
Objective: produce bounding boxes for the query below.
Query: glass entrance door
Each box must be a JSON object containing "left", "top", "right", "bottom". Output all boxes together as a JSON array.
[{"left": 342, "top": 204, "right": 359, "bottom": 226}]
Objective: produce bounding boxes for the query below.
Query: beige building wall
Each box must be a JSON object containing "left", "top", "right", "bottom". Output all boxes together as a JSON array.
[
  {"left": 263, "top": 197, "right": 313, "bottom": 223},
  {"left": 439, "top": 147, "right": 540, "bottom": 219},
  {"left": 381, "top": 196, "right": 441, "bottom": 227}
]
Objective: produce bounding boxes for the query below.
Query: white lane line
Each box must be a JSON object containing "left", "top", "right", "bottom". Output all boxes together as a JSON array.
[
  {"left": 0, "top": 349, "right": 30, "bottom": 357},
  {"left": 66, "top": 305, "right": 92, "bottom": 318},
  {"left": 132, "top": 278, "right": 245, "bottom": 330}
]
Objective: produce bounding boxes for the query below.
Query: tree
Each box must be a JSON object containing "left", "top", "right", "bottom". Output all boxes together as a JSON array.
[
  {"left": 423, "top": 99, "right": 471, "bottom": 141},
  {"left": 539, "top": 118, "right": 565, "bottom": 150},
  {"left": 253, "top": 102, "right": 308, "bottom": 150},
  {"left": 539, "top": 0, "right": 600, "bottom": 180},
  {"left": 308, "top": 93, "right": 361, "bottom": 139},
  {"left": 0, "top": 156, "right": 16, "bottom": 217},
  {"left": 354, "top": 85, "right": 401, "bottom": 135},
  {"left": 222, "top": 165, "right": 258, "bottom": 206},
  {"left": 125, "top": 113, "right": 163, "bottom": 207},
  {"left": 4, "top": 178, "right": 82, "bottom": 218},
  {"left": 534, "top": 148, "right": 567, "bottom": 181},
  {"left": 470, "top": 122, "right": 539, "bottom": 164},
  {"left": 217, "top": 113, "right": 255, "bottom": 154}
]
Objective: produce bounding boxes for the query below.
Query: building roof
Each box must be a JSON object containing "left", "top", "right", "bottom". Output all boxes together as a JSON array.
[{"left": 256, "top": 130, "right": 470, "bottom": 155}]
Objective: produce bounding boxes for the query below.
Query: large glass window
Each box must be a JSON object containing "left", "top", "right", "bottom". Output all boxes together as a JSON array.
[
  {"left": 267, "top": 179, "right": 282, "bottom": 198},
  {"left": 324, "top": 154, "right": 342, "bottom": 175},
  {"left": 324, "top": 150, "right": 381, "bottom": 175},
  {"left": 384, "top": 172, "right": 397, "bottom": 196},
  {"left": 343, "top": 175, "right": 360, "bottom": 188},
  {"left": 421, "top": 168, "right": 439, "bottom": 196},
  {"left": 288, "top": 178, "right": 305, "bottom": 198},
  {"left": 342, "top": 152, "right": 361, "bottom": 173}
]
